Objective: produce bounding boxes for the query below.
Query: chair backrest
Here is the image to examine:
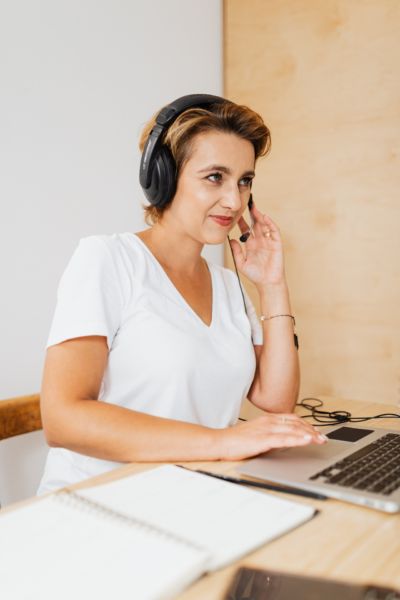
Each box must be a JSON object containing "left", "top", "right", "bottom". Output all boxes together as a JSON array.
[{"left": 0, "top": 394, "right": 42, "bottom": 441}]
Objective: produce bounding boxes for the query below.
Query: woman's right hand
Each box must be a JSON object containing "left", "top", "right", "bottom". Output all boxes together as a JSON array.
[{"left": 218, "top": 413, "right": 327, "bottom": 461}]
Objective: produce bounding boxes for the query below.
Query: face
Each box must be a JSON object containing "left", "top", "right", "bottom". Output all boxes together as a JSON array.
[{"left": 163, "top": 131, "right": 255, "bottom": 245}]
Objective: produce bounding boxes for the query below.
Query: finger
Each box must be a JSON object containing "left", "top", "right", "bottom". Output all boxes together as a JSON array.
[
  {"left": 267, "top": 419, "right": 322, "bottom": 436},
  {"left": 237, "top": 216, "right": 254, "bottom": 243},
  {"left": 270, "top": 425, "right": 327, "bottom": 444},
  {"left": 237, "top": 215, "right": 250, "bottom": 234},
  {"left": 250, "top": 203, "right": 277, "bottom": 229},
  {"left": 271, "top": 413, "right": 319, "bottom": 434},
  {"left": 259, "top": 213, "right": 281, "bottom": 239},
  {"left": 262, "top": 433, "right": 321, "bottom": 451},
  {"left": 268, "top": 412, "right": 314, "bottom": 428},
  {"left": 249, "top": 205, "right": 280, "bottom": 240},
  {"left": 260, "top": 211, "right": 279, "bottom": 230},
  {"left": 248, "top": 203, "right": 270, "bottom": 228},
  {"left": 252, "top": 218, "right": 276, "bottom": 241},
  {"left": 228, "top": 238, "right": 245, "bottom": 268},
  {"left": 262, "top": 415, "right": 326, "bottom": 442},
  {"left": 250, "top": 219, "right": 275, "bottom": 243}
]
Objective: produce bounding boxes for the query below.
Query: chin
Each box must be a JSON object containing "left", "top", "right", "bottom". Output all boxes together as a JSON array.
[
  {"left": 199, "top": 222, "right": 232, "bottom": 245},
  {"left": 202, "top": 232, "right": 229, "bottom": 245}
]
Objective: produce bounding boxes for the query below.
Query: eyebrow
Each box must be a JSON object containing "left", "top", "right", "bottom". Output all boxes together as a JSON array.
[{"left": 197, "top": 164, "right": 255, "bottom": 177}]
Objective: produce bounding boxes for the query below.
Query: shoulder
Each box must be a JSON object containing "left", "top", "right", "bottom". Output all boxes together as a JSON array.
[
  {"left": 58, "top": 234, "right": 148, "bottom": 307},
  {"left": 70, "top": 233, "right": 147, "bottom": 272},
  {"left": 75, "top": 233, "right": 138, "bottom": 258},
  {"left": 60, "top": 233, "right": 148, "bottom": 297}
]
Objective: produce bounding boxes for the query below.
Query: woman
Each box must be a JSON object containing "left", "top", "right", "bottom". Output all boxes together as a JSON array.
[{"left": 38, "top": 94, "right": 325, "bottom": 494}]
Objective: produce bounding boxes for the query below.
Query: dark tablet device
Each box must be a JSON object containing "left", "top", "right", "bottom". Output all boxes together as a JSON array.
[{"left": 224, "top": 567, "right": 400, "bottom": 600}]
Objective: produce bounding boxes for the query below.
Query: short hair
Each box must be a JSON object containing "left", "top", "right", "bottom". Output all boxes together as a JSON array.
[{"left": 139, "top": 99, "right": 271, "bottom": 224}]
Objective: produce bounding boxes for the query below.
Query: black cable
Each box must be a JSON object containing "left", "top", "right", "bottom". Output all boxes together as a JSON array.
[
  {"left": 238, "top": 398, "right": 400, "bottom": 425},
  {"left": 227, "top": 234, "right": 249, "bottom": 319},
  {"left": 296, "top": 397, "right": 400, "bottom": 426},
  {"left": 227, "top": 235, "right": 299, "bottom": 349}
]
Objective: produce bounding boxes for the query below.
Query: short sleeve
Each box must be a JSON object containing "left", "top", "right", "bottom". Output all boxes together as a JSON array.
[
  {"left": 47, "top": 237, "right": 124, "bottom": 349},
  {"left": 244, "top": 289, "right": 263, "bottom": 346}
]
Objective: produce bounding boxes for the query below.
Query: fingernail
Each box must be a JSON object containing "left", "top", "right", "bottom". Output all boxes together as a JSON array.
[{"left": 319, "top": 434, "right": 328, "bottom": 442}]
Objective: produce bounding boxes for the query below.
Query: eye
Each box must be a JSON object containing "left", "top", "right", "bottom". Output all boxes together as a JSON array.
[
  {"left": 206, "top": 172, "right": 223, "bottom": 183},
  {"left": 239, "top": 176, "right": 254, "bottom": 187}
]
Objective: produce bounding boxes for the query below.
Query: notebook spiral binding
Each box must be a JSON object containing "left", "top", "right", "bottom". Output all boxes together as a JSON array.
[{"left": 54, "top": 489, "right": 205, "bottom": 553}]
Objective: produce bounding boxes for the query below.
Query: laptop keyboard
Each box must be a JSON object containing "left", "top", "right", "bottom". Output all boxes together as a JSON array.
[{"left": 309, "top": 433, "right": 400, "bottom": 495}]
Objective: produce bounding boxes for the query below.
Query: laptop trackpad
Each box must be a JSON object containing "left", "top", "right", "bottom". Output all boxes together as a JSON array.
[
  {"left": 264, "top": 426, "right": 374, "bottom": 464},
  {"left": 240, "top": 426, "right": 376, "bottom": 482},
  {"left": 267, "top": 439, "right": 348, "bottom": 462},
  {"left": 243, "top": 440, "right": 351, "bottom": 482}
]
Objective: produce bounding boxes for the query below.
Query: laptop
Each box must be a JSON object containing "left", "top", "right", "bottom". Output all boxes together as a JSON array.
[{"left": 238, "top": 424, "right": 400, "bottom": 513}]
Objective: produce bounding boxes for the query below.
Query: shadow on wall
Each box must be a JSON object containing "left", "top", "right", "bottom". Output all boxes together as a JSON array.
[{"left": 0, "top": 431, "right": 48, "bottom": 506}]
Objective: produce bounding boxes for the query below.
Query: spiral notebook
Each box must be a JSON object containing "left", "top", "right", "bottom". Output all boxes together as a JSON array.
[{"left": 0, "top": 465, "right": 317, "bottom": 600}]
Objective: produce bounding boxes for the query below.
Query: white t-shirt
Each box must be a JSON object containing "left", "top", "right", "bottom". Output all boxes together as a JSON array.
[{"left": 38, "top": 233, "right": 262, "bottom": 494}]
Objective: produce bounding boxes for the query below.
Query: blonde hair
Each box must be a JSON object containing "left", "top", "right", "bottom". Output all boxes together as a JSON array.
[{"left": 139, "top": 100, "right": 271, "bottom": 224}]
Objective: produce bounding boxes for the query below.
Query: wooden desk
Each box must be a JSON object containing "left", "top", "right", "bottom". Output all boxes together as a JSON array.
[{"left": 10, "top": 396, "right": 400, "bottom": 598}]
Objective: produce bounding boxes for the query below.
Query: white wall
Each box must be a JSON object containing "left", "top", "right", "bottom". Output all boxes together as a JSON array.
[{"left": 0, "top": 0, "right": 223, "bottom": 505}]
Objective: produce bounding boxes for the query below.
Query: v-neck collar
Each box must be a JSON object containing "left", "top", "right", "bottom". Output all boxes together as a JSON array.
[{"left": 130, "top": 233, "right": 215, "bottom": 329}]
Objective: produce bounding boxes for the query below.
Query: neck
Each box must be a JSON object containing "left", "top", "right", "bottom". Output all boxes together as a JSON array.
[{"left": 137, "top": 220, "right": 204, "bottom": 276}]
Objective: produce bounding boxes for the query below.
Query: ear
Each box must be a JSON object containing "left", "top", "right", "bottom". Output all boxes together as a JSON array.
[{"left": 146, "top": 146, "right": 177, "bottom": 208}]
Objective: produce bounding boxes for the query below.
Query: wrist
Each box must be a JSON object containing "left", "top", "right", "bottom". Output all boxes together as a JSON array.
[
  {"left": 214, "top": 427, "right": 234, "bottom": 461},
  {"left": 256, "top": 280, "right": 288, "bottom": 297},
  {"left": 258, "top": 282, "right": 291, "bottom": 312},
  {"left": 259, "top": 283, "right": 292, "bottom": 316}
]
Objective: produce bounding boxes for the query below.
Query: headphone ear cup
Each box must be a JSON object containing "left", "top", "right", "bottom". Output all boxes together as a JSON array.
[{"left": 145, "top": 145, "right": 177, "bottom": 208}]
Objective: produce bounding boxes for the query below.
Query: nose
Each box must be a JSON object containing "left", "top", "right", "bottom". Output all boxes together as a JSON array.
[{"left": 220, "top": 183, "right": 242, "bottom": 212}]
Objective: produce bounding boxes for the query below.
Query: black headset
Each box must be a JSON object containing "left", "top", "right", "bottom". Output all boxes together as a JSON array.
[{"left": 139, "top": 93, "right": 227, "bottom": 208}]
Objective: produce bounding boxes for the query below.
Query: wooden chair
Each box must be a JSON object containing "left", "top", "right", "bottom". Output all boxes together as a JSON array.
[{"left": 0, "top": 394, "right": 42, "bottom": 441}]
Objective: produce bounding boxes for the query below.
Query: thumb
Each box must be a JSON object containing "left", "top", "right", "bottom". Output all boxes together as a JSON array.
[{"left": 229, "top": 238, "right": 245, "bottom": 270}]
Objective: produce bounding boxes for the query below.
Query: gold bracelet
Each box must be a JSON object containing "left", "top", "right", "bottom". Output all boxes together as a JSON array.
[
  {"left": 260, "top": 314, "right": 296, "bottom": 326},
  {"left": 259, "top": 314, "right": 299, "bottom": 349}
]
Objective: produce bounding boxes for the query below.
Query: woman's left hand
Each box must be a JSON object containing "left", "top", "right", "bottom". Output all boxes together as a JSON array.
[{"left": 229, "top": 201, "right": 286, "bottom": 288}]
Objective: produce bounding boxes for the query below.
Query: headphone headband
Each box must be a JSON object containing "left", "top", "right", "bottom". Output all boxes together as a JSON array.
[
  {"left": 155, "top": 94, "right": 225, "bottom": 127},
  {"left": 139, "top": 93, "right": 226, "bottom": 207}
]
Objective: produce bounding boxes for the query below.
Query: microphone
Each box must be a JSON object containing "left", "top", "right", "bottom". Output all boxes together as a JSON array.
[
  {"left": 239, "top": 194, "right": 254, "bottom": 243},
  {"left": 239, "top": 230, "right": 251, "bottom": 243}
]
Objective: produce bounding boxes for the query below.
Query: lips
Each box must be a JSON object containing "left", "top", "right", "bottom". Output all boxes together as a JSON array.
[{"left": 209, "top": 215, "right": 233, "bottom": 227}]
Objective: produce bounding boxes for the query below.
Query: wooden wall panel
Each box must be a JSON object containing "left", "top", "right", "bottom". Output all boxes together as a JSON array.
[{"left": 224, "top": 0, "right": 400, "bottom": 407}]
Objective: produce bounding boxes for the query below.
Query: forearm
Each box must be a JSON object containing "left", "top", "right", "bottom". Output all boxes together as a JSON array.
[
  {"left": 43, "top": 395, "right": 325, "bottom": 464},
  {"left": 248, "top": 282, "right": 300, "bottom": 413},
  {"left": 43, "top": 398, "right": 221, "bottom": 463}
]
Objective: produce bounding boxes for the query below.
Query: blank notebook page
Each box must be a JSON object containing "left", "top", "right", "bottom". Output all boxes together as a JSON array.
[
  {"left": 79, "top": 465, "right": 316, "bottom": 570},
  {"left": 0, "top": 491, "right": 208, "bottom": 600}
]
